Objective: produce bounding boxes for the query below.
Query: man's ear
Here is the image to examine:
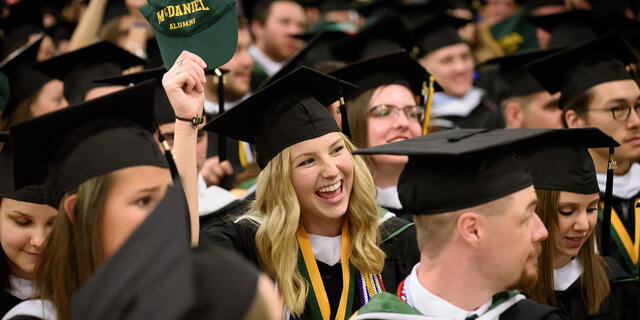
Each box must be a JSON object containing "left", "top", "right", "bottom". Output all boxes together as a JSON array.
[
  {"left": 503, "top": 102, "right": 524, "bottom": 128},
  {"left": 250, "top": 20, "right": 264, "bottom": 41},
  {"left": 457, "top": 211, "right": 482, "bottom": 246},
  {"left": 63, "top": 194, "right": 77, "bottom": 223},
  {"left": 564, "top": 109, "right": 585, "bottom": 128}
]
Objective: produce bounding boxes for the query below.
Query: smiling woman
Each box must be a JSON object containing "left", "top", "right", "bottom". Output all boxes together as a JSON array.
[{"left": 202, "top": 66, "right": 419, "bottom": 320}]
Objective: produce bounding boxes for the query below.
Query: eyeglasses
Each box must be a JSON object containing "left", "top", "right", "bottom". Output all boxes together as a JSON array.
[
  {"left": 587, "top": 104, "right": 640, "bottom": 121},
  {"left": 368, "top": 104, "right": 425, "bottom": 122}
]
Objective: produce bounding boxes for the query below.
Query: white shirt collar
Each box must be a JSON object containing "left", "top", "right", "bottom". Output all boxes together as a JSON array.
[
  {"left": 197, "top": 173, "right": 239, "bottom": 216},
  {"left": 597, "top": 163, "right": 640, "bottom": 199},
  {"left": 204, "top": 93, "right": 251, "bottom": 115},
  {"left": 406, "top": 264, "right": 492, "bottom": 319},
  {"left": 307, "top": 233, "right": 342, "bottom": 266},
  {"left": 7, "top": 275, "right": 36, "bottom": 300},
  {"left": 376, "top": 185, "right": 403, "bottom": 210},
  {"left": 430, "top": 88, "right": 484, "bottom": 118},
  {"left": 249, "top": 45, "right": 284, "bottom": 76},
  {"left": 553, "top": 258, "right": 583, "bottom": 291}
]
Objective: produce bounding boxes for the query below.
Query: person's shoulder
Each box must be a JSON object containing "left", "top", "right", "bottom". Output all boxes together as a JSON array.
[
  {"left": 379, "top": 216, "right": 415, "bottom": 243},
  {"left": 499, "top": 299, "right": 567, "bottom": 320},
  {"left": 350, "top": 292, "right": 427, "bottom": 320}
]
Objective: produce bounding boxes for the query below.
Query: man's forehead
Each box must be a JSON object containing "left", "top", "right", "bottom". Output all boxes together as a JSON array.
[{"left": 591, "top": 79, "right": 640, "bottom": 103}]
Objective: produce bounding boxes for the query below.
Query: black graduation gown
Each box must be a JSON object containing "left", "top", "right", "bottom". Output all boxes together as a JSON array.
[
  {"left": 499, "top": 299, "right": 568, "bottom": 320},
  {"left": 553, "top": 257, "right": 640, "bottom": 320},
  {"left": 199, "top": 191, "right": 255, "bottom": 230},
  {"left": 597, "top": 192, "right": 640, "bottom": 276},
  {"left": 431, "top": 98, "right": 505, "bottom": 131},
  {"left": 1, "top": 290, "right": 22, "bottom": 318},
  {"left": 202, "top": 216, "right": 419, "bottom": 319}
]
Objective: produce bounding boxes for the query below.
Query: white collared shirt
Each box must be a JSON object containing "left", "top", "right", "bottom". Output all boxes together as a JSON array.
[
  {"left": 376, "top": 185, "right": 403, "bottom": 210},
  {"left": 553, "top": 258, "right": 583, "bottom": 291},
  {"left": 197, "top": 173, "right": 239, "bottom": 216},
  {"left": 308, "top": 233, "right": 342, "bottom": 266},
  {"left": 597, "top": 162, "right": 640, "bottom": 200},
  {"left": 7, "top": 275, "right": 36, "bottom": 300},
  {"left": 249, "top": 45, "right": 284, "bottom": 76},
  {"left": 405, "top": 264, "right": 492, "bottom": 320}
]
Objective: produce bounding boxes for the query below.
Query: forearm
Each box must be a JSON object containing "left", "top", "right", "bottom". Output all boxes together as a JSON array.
[
  {"left": 68, "top": 0, "right": 109, "bottom": 50},
  {"left": 173, "top": 120, "right": 200, "bottom": 247}
]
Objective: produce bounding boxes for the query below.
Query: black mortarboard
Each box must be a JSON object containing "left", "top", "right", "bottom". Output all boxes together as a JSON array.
[
  {"left": 329, "top": 51, "right": 428, "bottom": 99},
  {"left": 0, "top": 36, "right": 50, "bottom": 119},
  {"left": 511, "top": 128, "right": 618, "bottom": 194},
  {"left": 518, "top": 0, "right": 564, "bottom": 11},
  {"left": 530, "top": 10, "right": 610, "bottom": 48},
  {"left": 317, "top": 0, "right": 359, "bottom": 12},
  {"left": 0, "top": 0, "right": 45, "bottom": 58},
  {"left": 32, "top": 41, "right": 146, "bottom": 104},
  {"left": 525, "top": 33, "right": 638, "bottom": 109},
  {"left": 395, "top": 1, "right": 456, "bottom": 29},
  {"left": 203, "top": 66, "right": 357, "bottom": 169},
  {"left": 481, "top": 48, "right": 558, "bottom": 103},
  {"left": 94, "top": 66, "right": 176, "bottom": 126},
  {"left": 0, "top": 132, "right": 47, "bottom": 204},
  {"left": 261, "top": 30, "right": 349, "bottom": 88},
  {"left": 412, "top": 13, "right": 470, "bottom": 57},
  {"left": 331, "top": 14, "right": 420, "bottom": 62},
  {"left": 354, "top": 128, "right": 599, "bottom": 214},
  {"left": 10, "top": 80, "right": 168, "bottom": 207}
]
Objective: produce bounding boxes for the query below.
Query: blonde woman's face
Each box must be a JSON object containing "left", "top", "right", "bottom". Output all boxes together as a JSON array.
[
  {"left": 290, "top": 132, "right": 354, "bottom": 235},
  {"left": 552, "top": 191, "right": 599, "bottom": 268},
  {"left": 101, "top": 166, "right": 172, "bottom": 259},
  {"left": 0, "top": 198, "right": 57, "bottom": 279}
]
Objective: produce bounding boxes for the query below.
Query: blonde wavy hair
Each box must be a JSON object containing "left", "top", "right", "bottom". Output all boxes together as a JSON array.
[{"left": 250, "top": 132, "right": 385, "bottom": 316}]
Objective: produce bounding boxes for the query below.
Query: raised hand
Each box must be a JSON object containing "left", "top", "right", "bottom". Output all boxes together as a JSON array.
[{"left": 162, "top": 50, "right": 207, "bottom": 120}]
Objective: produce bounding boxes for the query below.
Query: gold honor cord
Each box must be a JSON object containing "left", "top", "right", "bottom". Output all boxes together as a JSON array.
[
  {"left": 238, "top": 141, "right": 248, "bottom": 167},
  {"left": 422, "top": 75, "right": 435, "bottom": 136},
  {"left": 296, "top": 222, "right": 351, "bottom": 320},
  {"left": 601, "top": 201, "right": 640, "bottom": 265}
]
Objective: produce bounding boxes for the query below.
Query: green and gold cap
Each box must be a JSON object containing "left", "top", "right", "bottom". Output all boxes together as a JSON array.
[{"left": 140, "top": 0, "right": 238, "bottom": 70}]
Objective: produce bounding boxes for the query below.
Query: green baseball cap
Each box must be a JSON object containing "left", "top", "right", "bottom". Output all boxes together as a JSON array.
[{"left": 140, "top": 0, "right": 238, "bottom": 70}]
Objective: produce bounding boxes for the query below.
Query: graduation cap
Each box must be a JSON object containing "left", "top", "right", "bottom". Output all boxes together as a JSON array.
[
  {"left": 203, "top": 66, "right": 358, "bottom": 169},
  {"left": 530, "top": 10, "right": 610, "bottom": 48},
  {"left": 481, "top": 48, "right": 558, "bottom": 103},
  {"left": 394, "top": 1, "right": 456, "bottom": 29},
  {"left": 412, "top": 13, "right": 470, "bottom": 57},
  {"left": 260, "top": 30, "right": 349, "bottom": 88},
  {"left": 518, "top": 0, "right": 564, "bottom": 11},
  {"left": 94, "top": 66, "right": 175, "bottom": 126},
  {"left": 331, "top": 14, "right": 420, "bottom": 62},
  {"left": 329, "top": 51, "right": 429, "bottom": 99},
  {"left": 9, "top": 80, "right": 168, "bottom": 207},
  {"left": 32, "top": 41, "right": 146, "bottom": 104},
  {"left": 511, "top": 128, "right": 618, "bottom": 194},
  {"left": 525, "top": 33, "right": 638, "bottom": 109},
  {"left": 317, "top": 0, "right": 360, "bottom": 12},
  {"left": 0, "top": 0, "right": 45, "bottom": 58},
  {"left": 0, "top": 35, "right": 50, "bottom": 119},
  {"left": 353, "top": 128, "right": 599, "bottom": 214},
  {"left": 0, "top": 132, "right": 47, "bottom": 204}
]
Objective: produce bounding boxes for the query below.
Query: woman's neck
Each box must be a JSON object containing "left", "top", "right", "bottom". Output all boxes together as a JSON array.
[{"left": 553, "top": 254, "right": 573, "bottom": 269}]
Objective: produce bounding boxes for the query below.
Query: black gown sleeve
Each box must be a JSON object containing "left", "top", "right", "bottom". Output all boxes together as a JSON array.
[
  {"left": 201, "top": 218, "right": 260, "bottom": 266},
  {"left": 1, "top": 291, "right": 22, "bottom": 319},
  {"left": 378, "top": 217, "right": 419, "bottom": 293}
]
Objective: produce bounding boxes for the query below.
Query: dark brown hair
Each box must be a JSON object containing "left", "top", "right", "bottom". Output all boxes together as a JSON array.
[
  {"left": 561, "top": 90, "right": 594, "bottom": 128},
  {"left": 36, "top": 173, "right": 113, "bottom": 320},
  {"left": 526, "top": 189, "right": 610, "bottom": 315},
  {"left": 0, "top": 89, "right": 39, "bottom": 131}
]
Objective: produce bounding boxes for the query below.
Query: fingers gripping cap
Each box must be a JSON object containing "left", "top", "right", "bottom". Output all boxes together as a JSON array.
[{"left": 140, "top": 0, "right": 238, "bottom": 70}]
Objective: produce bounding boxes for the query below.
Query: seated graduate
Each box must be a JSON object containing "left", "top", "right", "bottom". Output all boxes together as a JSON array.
[
  {"left": 0, "top": 133, "right": 57, "bottom": 318},
  {"left": 2, "top": 78, "right": 196, "bottom": 319},
  {"left": 195, "top": 65, "right": 418, "bottom": 319},
  {"left": 351, "top": 129, "right": 571, "bottom": 319},
  {"left": 526, "top": 34, "right": 640, "bottom": 277},
  {"left": 329, "top": 51, "right": 429, "bottom": 220},
  {"left": 3, "top": 68, "right": 281, "bottom": 320},
  {"left": 517, "top": 129, "right": 640, "bottom": 319}
]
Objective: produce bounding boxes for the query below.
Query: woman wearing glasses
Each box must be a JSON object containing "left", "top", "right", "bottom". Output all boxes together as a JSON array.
[{"left": 330, "top": 52, "right": 428, "bottom": 220}]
